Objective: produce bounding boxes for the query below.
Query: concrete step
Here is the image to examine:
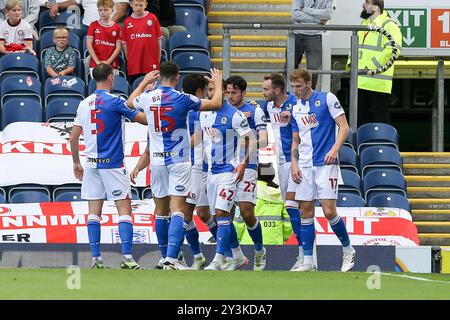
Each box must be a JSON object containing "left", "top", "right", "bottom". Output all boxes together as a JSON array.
[
  {"left": 412, "top": 210, "right": 450, "bottom": 222},
  {"left": 419, "top": 233, "right": 450, "bottom": 246},
  {"left": 210, "top": 46, "right": 286, "bottom": 59},
  {"left": 403, "top": 164, "right": 450, "bottom": 175},
  {"left": 405, "top": 176, "right": 450, "bottom": 187},
  {"left": 211, "top": 0, "right": 291, "bottom": 12},
  {"left": 208, "top": 11, "right": 291, "bottom": 24},
  {"left": 415, "top": 222, "right": 450, "bottom": 233},
  {"left": 208, "top": 23, "right": 288, "bottom": 36},
  {"left": 211, "top": 57, "right": 285, "bottom": 72},
  {"left": 410, "top": 199, "right": 450, "bottom": 210},
  {"left": 208, "top": 35, "right": 287, "bottom": 47},
  {"left": 401, "top": 152, "right": 450, "bottom": 164},
  {"left": 407, "top": 187, "right": 450, "bottom": 199}
]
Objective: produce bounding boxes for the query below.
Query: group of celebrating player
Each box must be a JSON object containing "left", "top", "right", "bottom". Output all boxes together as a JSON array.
[{"left": 70, "top": 61, "right": 356, "bottom": 272}]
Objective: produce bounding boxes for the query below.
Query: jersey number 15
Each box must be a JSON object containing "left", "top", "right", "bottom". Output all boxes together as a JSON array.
[{"left": 150, "top": 106, "right": 174, "bottom": 132}]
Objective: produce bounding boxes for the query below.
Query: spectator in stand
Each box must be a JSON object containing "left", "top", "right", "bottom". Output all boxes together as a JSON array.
[
  {"left": 291, "top": 0, "right": 335, "bottom": 89},
  {"left": 122, "top": 0, "right": 161, "bottom": 84},
  {"left": 0, "top": 0, "right": 39, "bottom": 39},
  {"left": 43, "top": 26, "right": 77, "bottom": 76},
  {"left": 48, "top": 0, "right": 129, "bottom": 37},
  {"left": 86, "top": 0, "right": 122, "bottom": 78},
  {"left": 146, "top": 0, "right": 185, "bottom": 41},
  {"left": 0, "top": 0, "right": 35, "bottom": 55}
]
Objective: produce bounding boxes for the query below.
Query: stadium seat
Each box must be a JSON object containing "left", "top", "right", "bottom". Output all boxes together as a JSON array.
[
  {"left": 0, "top": 187, "right": 5, "bottom": 203},
  {"left": 53, "top": 184, "right": 82, "bottom": 202},
  {"left": 173, "top": 52, "right": 211, "bottom": 74},
  {"left": 141, "top": 188, "right": 152, "bottom": 199},
  {"left": 41, "top": 55, "right": 84, "bottom": 82},
  {"left": 173, "top": 0, "right": 205, "bottom": 14},
  {"left": 161, "top": 35, "right": 168, "bottom": 60},
  {"left": 131, "top": 76, "right": 162, "bottom": 92},
  {"left": 0, "top": 53, "right": 39, "bottom": 80},
  {"left": 1, "top": 98, "right": 43, "bottom": 130},
  {"left": 175, "top": 8, "right": 207, "bottom": 34},
  {"left": 8, "top": 184, "right": 51, "bottom": 203},
  {"left": 45, "top": 97, "right": 82, "bottom": 122},
  {"left": 44, "top": 76, "right": 85, "bottom": 107},
  {"left": 363, "top": 168, "right": 407, "bottom": 202},
  {"left": 356, "top": 122, "right": 399, "bottom": 154},
  {"left": 1, "top": 75, "right": 41, "bottom": 107},
  {"left": 131, "top": 187, "right": 140, "bottom": 200},
  {"left": 344, "top": 127, "right": 355, "bottom": 150},
  {"left": 337, "top": 192, "right": 365, "bottom": 207},
  {"left": 338, "top": 145, "right": 358, "bottom": 174},
  {"left": 88, "top": 76, "right": 130, "bottom": 98},
  {"left": 38, "top": 9, "right": 80, "bottom": 37},
  {"left": 169, "top": 31, "right": 210, "bottom": 60},
  {"left": 339, "top": 169, "right": 362, "bottom": 197},
  {"left": 368, "top": 193, "right": 411, "bottom": 212},
  {"left": 39, "top": 29, "right": 81, "bottom": 62},
  {"left": 359, "top": 146, "right": 402, "bottom": 178}
]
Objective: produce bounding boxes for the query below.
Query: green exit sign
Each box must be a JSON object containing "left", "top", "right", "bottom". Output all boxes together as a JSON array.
[{"left": 387, "top": 8, "right": 427, "bottom": 48}]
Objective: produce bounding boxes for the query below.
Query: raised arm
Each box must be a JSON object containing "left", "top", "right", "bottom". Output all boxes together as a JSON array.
[
  {"left": 199, "top": 68, "right": 223, "bottom": 111},
  {"left": 127, "top": 70, "right": 160, "bottom": 108}
]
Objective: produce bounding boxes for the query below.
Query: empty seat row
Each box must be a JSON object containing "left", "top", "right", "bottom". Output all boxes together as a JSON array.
[
  {"left": 344, "top": 123, "right": 399, "bottom": 154},
  {"left": 337, "top": 192, "right": 410, "bottom": 212}
]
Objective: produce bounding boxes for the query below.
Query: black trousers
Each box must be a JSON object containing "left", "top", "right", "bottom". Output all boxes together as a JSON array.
[{"left": 357, "top": 89, "right": 390, "bottom": 126}]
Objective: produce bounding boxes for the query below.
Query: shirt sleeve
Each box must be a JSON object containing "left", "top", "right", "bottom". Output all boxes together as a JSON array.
[
  {"left": 86, "top": 22, "right": 95, "bottom": 38},
  {"left": 23, "top": 21, "right": 33, "bottom": 40},
  {"left": 0, "top": 22, "right": 5, "bottom": 40},
  {"left": 183, "top": 93, "right": 201, "bottom": 112},
  {"left": 232, "top": 110, "right": 252, "bottom": 137},
  {"left": 115, "top": 96, "right": 139, "bottom": 120},
  {"left": 133, "top": 92, "right": 146, "bottom": 111},
  {"left": 154, "top": 14, "right": 162, "bottom": 38},
  {"left": 291, "top": 106, "right": 299, "bottom": 132},
  {"left": 254, "top": 106, "right": 267, "bottom": 130},
  {"left": 326, "top": 92, "right": 345, "bottom": 120},
  {"left": 73, "top": 104, "right": 82, "bottom": 126}
]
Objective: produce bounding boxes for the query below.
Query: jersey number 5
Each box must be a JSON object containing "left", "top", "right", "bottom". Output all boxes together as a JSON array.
[
  {"left": 90, "top": 109, "right": 105, "bottom": 135},
  {"left": 150, "top": 106, "right": 175, "bottom": 132}
]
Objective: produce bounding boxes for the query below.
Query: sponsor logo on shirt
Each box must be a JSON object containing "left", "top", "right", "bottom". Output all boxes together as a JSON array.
[
  {"left": 130, "top": 33, "right": 153, "bottom": 40},
  {"left": 153, "top": 151, "right": 178, "bottom": 157},
  {"left": 300, "top": 114, "right": 319, "bottom": 128},
  {"left": 95, "top": 39, "right": 116, "bottom": 47},
  {"left": 334, "top": 101, "right": 342, "bottom": 109}
]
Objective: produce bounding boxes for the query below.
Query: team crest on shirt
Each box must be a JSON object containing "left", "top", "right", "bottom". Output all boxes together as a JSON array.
[
  {"left": 112, "top": 31, "right": 117, "bottom": 36},
  {"left": 285, "top": 103, "right": 293, "bottom": 111},
  {"left": 315, "top": 100, "right": 321, "bottom": 107},
  {"left": 147, "top": 19, "right": 153, "bottom": 26},
  {"left": 221, "top": 116, "right": 227, "bottom": 124},
  {"left": 18, "top": 30, "right": 24, "bottom": 36}
]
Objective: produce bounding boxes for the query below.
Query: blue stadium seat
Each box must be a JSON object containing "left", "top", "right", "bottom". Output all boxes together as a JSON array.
[
  {"left": 8, "top": 184, "right": 51, "bottom": 203},
  {"left": 45, "top": 97, "right": 82, "bottom": 122},
  {"left": 368, "top": 193, "right": 411, "bottom": 212},
  {"left": 41, "top": 55, "right": 84, "bottom": 81},
  {"left": 44, "top": 76, "right": 85, "bottom": 107},
  {"left": 39, "top": 29, "right": 81, "bottom": 62},
  {"left": 53, "top": 184, "right": 82, "bottom": 202},
  {"left": 363, "top": 168, "right": 407, "bottom": 202},
  {"left": 169, "top": 31, "right": 210, "bottom": 60},
  {"left": 173, "top": 0, "right": 205, "bottom": 14},
  {"left": 356, "top": 122, "right": 399, "bottom": 155},
  {"left": 173, "top": 52, "right": 211, "bottom": 74},
  {"left": 38, "top": 9, "right": 80, "bottom": 37},
  {"left": 337, "top": 192, "right": 365, "bottom": 207},
  {"left": 1, "top": 98, "right": 43, "bottom": 130},
  {"left": 1, "top": 75, "right": 41, "bottom": 107},
  {"left": 131, "top": 187, "right": 140, "bottom": 200},
  {"left": 339, "top": 169, "right": 362, "bottom": 197},
  {"left": 0, "top": 53, "right": 39, "bottom": 80},
  {"left": 338, "top": 145, "right": 358, "bottom": 174},
  {"left": 344, "top": 127, "right": 355, "bottom": 150},
  {"left": 359, "top": 146, "right": 402, "bottom": 178},
  {"left": 161, "top": 35, "right": 168, "bottom": 60},
  {"left": 88, "top": 76, "right": 130, "bottom": 98},
  {"left": 141, "top": 188, "right": 152, "bottom": 199},
  {"left": 0, "top": 187, "right": 5, "bottom": 203},
  {"left": 175, "top": 8, "right": 207, "bottom": 34}
]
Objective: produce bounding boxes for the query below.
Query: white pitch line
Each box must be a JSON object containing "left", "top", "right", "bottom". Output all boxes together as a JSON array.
[{"left": 380, "top": 272, "right": 450, "bottom": 285}]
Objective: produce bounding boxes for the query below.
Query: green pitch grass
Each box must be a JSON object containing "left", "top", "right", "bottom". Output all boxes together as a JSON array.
[{"left": 0, "top": 269, "right": 449, "bottom": 300}]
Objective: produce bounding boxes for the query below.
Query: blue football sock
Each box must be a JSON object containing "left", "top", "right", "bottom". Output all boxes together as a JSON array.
[
  {"left": 155, "top": 215, "right": 170, "bottom": 258},
  {"left": 247, "top": 218, "right": 264, "bottom": 251},
  {"left": 301, "top": 217, "right": 315, "bottom": 256},
  {"left": 216, "top": 217, "right": 231, "bottom": 255},
  {"left": 328, "top": 215, "right": 350, "bottom": 247},
  {"left": 205, "top": 216, "right": 218, "bottom": 240},
  {"left": 118, "top": 215, "right": 133, "bottom": 256},
  {"left": 166, "top": 212, "right": 185, "bottom": 259},
  {"left": 185, "top": 220, "right": 201, "bottom": 256},
  {"left": 286, "top": 201, "right": 302, "bottom": 247},
  {"left": 229, "top": 220, "right": 240, "bottom": 250},
  {"left": 87, "top": 214, "right": 101, "bottom": 258}
]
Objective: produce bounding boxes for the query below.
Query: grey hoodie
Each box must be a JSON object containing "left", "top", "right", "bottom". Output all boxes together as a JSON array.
[{"left": 291, "top": 0, "right": 335, "bottom": 35}]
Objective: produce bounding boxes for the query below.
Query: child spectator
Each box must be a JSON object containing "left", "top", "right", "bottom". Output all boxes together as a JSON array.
[
  {"left": 0, "top": 0, "right": 35, "bottom": 55},
  {"left": 122, "top": 0, "right": 161, "bottom": 84},
  {"left": 86, "top": 0, "right": 122, "bottom": 78},
  {"left": 43, "top": 26, "right": 77, "bottom": 77}
]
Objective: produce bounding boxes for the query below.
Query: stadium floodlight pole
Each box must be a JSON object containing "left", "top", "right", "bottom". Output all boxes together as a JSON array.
[
  {"left": 286, "top": 29, "right": 296, "bottom": 92},
  {"left": 349, "top": 31, "right": 359, "bottom": 132},
  {"left": 223, "top": 27, "right": 231, "bottom": 80}
]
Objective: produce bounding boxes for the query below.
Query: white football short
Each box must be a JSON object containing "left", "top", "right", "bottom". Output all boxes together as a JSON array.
[
  {"left": 235, "top": 168, "right": 258, "bottom": 205},
  {"left": 186, "top": 166, "right": 209, "bottom": 207},
  {"left": 81, "top": 167, "right": 132, "bottom": 201},
  {"left": 150, "top": 162, "right": 191, "bottom": 198},
  {"left": 207, "top": 171, "right": 237, "bottom": 213},
  {"left": 294, "top": 164, "right": 340, "bottom": 201},
  {"left": 278, "top": 162, "right": 298, "bottom": 201}
]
